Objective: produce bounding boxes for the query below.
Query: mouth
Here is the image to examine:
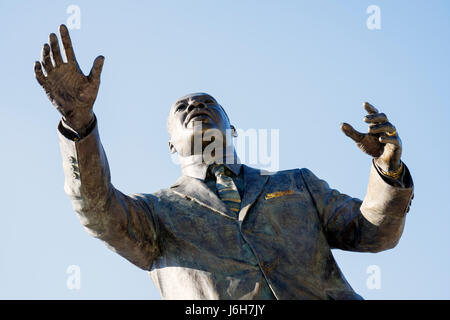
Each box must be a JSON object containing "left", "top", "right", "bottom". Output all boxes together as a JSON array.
[{"left": 185, "top": 110, "right": 213, "bottom": 126}]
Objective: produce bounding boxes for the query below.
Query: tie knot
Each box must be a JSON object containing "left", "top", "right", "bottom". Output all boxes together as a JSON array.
[{"left": 210, "top": 164, "right": 226, "bottom": 178}]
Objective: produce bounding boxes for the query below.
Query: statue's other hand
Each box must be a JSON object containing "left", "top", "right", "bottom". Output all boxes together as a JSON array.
[
  {"left": 34, "top": 24, "right": 104, "bottom": 131},
  {"left": 341, "top": 102, "right": 402, "bottom": 172}
]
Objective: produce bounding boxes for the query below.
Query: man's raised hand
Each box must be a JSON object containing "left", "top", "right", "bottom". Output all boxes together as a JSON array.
[
  {"left": 341, "top": 102, "right": 402, "bottom": 173},
  {"left": 34, "top": 24, "right": 104, "bottom": 132}
]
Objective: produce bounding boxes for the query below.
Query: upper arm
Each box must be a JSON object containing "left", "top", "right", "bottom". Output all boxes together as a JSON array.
[
  {"left": 58, "top": 119, "right": 160, "bottom": 270},
  {"left": 90, "top": 190, "right": 160, "bottom": 270},
  {"left": 299, "top": 168, "right": 366, "bottom": 251},
  {"left": 299, "top": 166, "right": 412, "bottom": 252}
]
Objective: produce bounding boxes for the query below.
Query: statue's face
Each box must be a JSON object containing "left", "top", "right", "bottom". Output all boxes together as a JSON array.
[{"left": 167, "top": 93, "right": 232, "bottom": 157}]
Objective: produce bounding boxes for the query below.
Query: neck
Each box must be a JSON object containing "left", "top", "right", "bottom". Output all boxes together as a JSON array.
[{"left": 179, "top": 144, "right": 240, "bottom": 169}]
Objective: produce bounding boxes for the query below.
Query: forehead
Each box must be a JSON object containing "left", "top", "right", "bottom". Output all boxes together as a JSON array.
[{"left": 171, "top": 93, "right": 217, "bottom": 108}]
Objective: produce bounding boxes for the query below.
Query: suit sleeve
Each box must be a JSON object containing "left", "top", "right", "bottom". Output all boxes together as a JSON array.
[
  {"left": 58, "top": 117, "right": 160, "bottom": 270},
  {"left": 300, "top": 163, "right": 414, "bottom": 252}
]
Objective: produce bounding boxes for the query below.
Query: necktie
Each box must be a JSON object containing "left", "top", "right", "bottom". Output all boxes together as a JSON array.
[{"left": 211, "top": 164, "right": 242, "bottom": 215}]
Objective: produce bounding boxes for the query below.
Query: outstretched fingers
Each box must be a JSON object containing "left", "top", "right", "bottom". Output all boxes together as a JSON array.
[
  {"left": 49, "top": 33, "right": 63, "bottom": 66},
  {"left": 364, "top": 112, "right": 387, "bottom": 124},
  {"left": 341, "top": 122, "right": 365, "bottom": 143},
  {"left": 378, "top": 135, "right": 400, "bottom": 146},
  {"left": 363, "top": 102, "right": 379, "bottom": 114},
  {"left": 88, "top": 55, "right": 105, "bottom": 84},
  {"left": 34, "top": 61, "right": 46, "bottom": 87},
  {"left": 41, "top": 44, "right": 53, "bottom": 74},
  {"left": 368, "top": 122, "right": 396, "bottom": 135},
  {"left": 59, "top": 24, "right": 76, "bottom": 63}
]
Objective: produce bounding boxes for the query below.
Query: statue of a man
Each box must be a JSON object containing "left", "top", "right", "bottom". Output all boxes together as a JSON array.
[{"left": 34, "top": 25, "right": 414, "bottom": 300}]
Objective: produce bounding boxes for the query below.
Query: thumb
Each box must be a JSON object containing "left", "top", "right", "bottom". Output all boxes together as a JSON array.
[
  {"left": 88, "top": 55, "right": 105, "bottom": 83},
  {"left": 341, "top": 122, "right": 365, "bottom": 143}
]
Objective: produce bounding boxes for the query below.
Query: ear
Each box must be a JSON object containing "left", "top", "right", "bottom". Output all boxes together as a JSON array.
[
  {"left": 230, "top": 125, "right": 238, "bottom": 137},
  {"left": 169, "top": 141, "right": 177, "bottom": 154}
]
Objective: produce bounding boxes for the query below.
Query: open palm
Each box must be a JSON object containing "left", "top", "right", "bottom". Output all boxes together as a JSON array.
[{"left": 34, "top": 24, "right": 104, "bottom": 131}]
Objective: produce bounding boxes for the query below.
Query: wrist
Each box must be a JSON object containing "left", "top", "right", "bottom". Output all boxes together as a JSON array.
[
  {"left": 60, "top": 114, "right": 96, "bottom": 141},
  {"left": 375, "top": 159, "right": 404, "bottom": 180},
  {"left": 374, "top": 157, "right": 401, "bottom": 172},
  {"left": 63, "top": 111, "right": 94, "bottom": 133}
]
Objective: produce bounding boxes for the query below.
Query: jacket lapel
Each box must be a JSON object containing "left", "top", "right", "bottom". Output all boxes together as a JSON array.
[
  {"left": 238, "top": 165, "right": 270, "bottom": 222},
  {"left": 169, "top": 165, "right": 270, "bottom": 222},
  {"left": 170, "top": 175, "right": 235, "bottom": 220}
]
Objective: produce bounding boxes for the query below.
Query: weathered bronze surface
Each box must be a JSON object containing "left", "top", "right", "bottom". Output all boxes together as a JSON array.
[{"left": 35, "top": 25, "right": 414, "bottom": 300}]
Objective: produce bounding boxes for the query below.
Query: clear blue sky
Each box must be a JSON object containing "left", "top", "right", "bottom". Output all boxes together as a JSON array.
[{"left": 0, "top": 0, "right": 449, "bottom": 299}]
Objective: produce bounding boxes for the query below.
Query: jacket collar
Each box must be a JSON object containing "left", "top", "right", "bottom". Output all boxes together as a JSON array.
[
  {"left": 170, "top": 165, "right": 269, "bottom": 221},
  {"left": 181, "top": 160, "right": 242, "bottom": 181},
  {"left": 178, "top": 148, "right": 241, "bottom": 180}
]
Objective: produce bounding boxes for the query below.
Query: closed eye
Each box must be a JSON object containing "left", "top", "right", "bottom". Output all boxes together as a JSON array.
[{"left": 204, "top": 99, "right": 214, "bottom": 104}]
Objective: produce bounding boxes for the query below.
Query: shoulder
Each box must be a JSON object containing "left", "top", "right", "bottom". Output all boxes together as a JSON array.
[
  {"left": 131, "top": 188, "right": 174, "bottom": 203},
  {"left": 243, "top": 164, "right": 301, "bottom": 176},
  {"left": 243, "top": 165, "right": 324, "bottom": 190},
  {"left": 244, "top": 165, "right": 317, "bottom": 180}
]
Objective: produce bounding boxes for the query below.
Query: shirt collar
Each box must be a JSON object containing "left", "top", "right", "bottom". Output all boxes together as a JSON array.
[{"left": 179, "top": 150, "right": 242, "bottom": 181}]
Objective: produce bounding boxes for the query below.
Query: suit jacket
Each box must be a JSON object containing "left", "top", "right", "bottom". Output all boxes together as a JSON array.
[{"left": 58, "top": 121, "right": 414, "bottom": 300}]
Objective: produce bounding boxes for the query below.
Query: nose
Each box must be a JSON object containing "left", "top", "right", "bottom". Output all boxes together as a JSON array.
[{"left": 187, "top": 100, "right": 206, "bottom": 113}]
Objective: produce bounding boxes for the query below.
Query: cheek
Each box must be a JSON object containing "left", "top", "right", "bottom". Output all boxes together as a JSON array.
[
  {"left": 171, "top": 123, "right": 193, "bottom": 145},
  {"left": 211, "top": 109, "right": 230, "bottom": 128},
  {"left": 168, "top": 115, "right": 185, "bottom": 135}
]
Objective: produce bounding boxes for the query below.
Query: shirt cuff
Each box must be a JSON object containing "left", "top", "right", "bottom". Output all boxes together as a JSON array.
[
  {"left": 373, "top": 159, "right": 408, "bottom": 188},
  {"left": 58, "top": 115, "right": 97, "bottom": 142}
]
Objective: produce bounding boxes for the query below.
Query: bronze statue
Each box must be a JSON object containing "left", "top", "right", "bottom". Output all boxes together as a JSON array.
[{"left": 35, "top": 25, "right": 414, "bottom": 300}]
